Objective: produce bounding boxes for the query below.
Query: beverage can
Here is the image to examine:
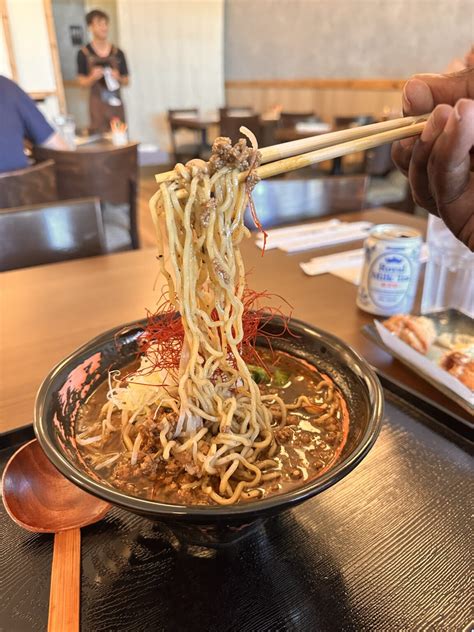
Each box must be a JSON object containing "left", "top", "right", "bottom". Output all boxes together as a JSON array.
[{"left": 357, "top": 224, "right": 422, "bottom": 316}]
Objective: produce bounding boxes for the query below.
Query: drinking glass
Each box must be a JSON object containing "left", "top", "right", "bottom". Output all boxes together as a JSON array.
[
  {"left": 421, "top": 216, "right": 474, "bottom": 317},
  {"left": 55, "top": 114, "right": 76, "bottom": 150}
]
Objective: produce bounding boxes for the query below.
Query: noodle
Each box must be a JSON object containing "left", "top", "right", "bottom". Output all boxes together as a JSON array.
[
  {"left": 76, "top": 135, "right": 349, "bottom": 505},
  {"left": 142, "top": 136, "right": 276, "bottom": 504}
]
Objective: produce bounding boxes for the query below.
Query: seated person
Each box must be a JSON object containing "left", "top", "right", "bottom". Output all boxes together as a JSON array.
[{"left": 0, "top": 75, "right": 67, "bottom": 173}]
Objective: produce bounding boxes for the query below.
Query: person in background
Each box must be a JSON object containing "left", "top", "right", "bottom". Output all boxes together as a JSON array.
[
  {"left": 76, "top": 9, "right": 129, "bottom": 133},
  {"left": 0, "top": 75, "right": 68, "bottom": 174},
  {"left": 391, "top": 68, "right": 474, "bottom": 251}
]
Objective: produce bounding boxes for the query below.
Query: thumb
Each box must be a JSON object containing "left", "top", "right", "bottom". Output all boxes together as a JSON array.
[{"left": 402, "top": 68, "right": 474, "bottom": 115}]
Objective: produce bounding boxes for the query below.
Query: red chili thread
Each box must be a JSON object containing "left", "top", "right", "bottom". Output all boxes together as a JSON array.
[{"left": 134, "top": 287, "right": 293, "bottom": 377}]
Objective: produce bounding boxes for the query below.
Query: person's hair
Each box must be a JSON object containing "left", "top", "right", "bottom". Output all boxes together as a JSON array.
[{"left": 86, "top": 9, "right": 109, "bottom": 25}]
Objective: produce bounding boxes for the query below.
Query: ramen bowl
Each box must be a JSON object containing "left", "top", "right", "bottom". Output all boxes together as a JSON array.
[{"left": 34, "top": 317, "right": 383, "bottom": 546}]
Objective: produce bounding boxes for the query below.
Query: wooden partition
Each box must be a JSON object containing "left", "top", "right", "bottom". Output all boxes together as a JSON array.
[
  {"left": 0, "top": 0, "right": 65, "bottom": 112},
  {"left": 225, "top": 78, "right": 406, "bottom": 122}
]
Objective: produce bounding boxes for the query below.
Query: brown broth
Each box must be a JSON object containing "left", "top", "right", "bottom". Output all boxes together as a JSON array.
[{"left": 76, "top": 350, "right": 349, "bottom": 505}]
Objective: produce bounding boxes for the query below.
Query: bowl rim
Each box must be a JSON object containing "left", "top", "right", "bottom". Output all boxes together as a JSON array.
[{"left": 34, "top": 317, "right": 384, "bottom": 519}]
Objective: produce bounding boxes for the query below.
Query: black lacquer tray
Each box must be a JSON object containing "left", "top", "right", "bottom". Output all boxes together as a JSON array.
[{"left": 1, "top": 388, "right": 472, "bottom": 632}]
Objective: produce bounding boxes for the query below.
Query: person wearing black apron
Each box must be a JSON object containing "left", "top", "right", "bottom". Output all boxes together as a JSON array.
[{"left": 77, "top": 9, "right": 129, "bottom": 133}]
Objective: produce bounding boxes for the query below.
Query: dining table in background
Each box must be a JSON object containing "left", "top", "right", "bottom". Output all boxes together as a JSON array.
[
  {"left": 171, "top": 112, "right": 285, "bottom": 155},
  {"left": 1, "top": 207, "right": 470, "bottom": 438},
  {"left": 273, "top": 124, "right": 344, "bottom": 174},
  {"left": 169, "top": 113, "right": 220, "bottom": 155}
]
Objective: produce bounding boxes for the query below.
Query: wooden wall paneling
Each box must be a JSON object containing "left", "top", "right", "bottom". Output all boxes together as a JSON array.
[
  {"left": 0, "top": 0, "right": 17, "bottom": 80},
  {"left": 43, "top": 0, "right": 66, "bottom": 113},
  {"left": 225, "top": 78, "right": 406, "bottom": 90},
  {"left": 225, "top": 79, "right": 405, "bottom": 124}
]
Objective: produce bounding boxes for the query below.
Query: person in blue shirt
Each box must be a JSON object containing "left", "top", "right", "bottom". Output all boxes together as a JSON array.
[{"left": 0, "top": 75, "right": 67, "bottom": 173}]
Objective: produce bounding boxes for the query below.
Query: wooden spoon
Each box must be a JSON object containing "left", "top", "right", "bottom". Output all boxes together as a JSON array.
[{"left": 2, "top": 439, "right": 110, "bottom": 631}]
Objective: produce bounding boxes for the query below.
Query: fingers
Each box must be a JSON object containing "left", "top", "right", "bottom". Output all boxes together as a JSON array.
[
  {"left": 391, "top": 136, "right": 416, "bottom": 176},
  {"left": 428, "top": 99, "right": 474, "bottom": 248},
  {"left": 402, "top": 68, "right": 474, "bottom": 116},
  {"left": 407, "top": 104, "right": 452, "bottom": 213}
]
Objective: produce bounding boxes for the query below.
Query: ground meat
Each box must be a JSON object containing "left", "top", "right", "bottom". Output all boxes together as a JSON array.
[
  {"left": 324, "top": 431, "right": 339, "bottom": 445},
  {"left": 164, "top": 459, "right": 182, "bottom": 475},
  {"left": 286, "top": 414, "right": 299, "bottom": 426},
  {"left": 245, "top": 171, "right": 260, "bottom": 191},
  {"left": 139, "top": 454, "right": 162, "bottom": 479},
  {"left": 113, "top": 462, "right": 137, "bottom": 480},
  {"left": 178, "top": 472, "right": 196, "bottom": 485},
  {"left": 275, "top": 426, "right": 293, "bottom": 444},
  {"left": 268, "top": 404, "right": 283, "bottom": 420},
  {"left": 199, "top": 199, "right": 216, "bottom": 227},
  {"left": 299, "top": 432, "right": 313, "bottom": 445},
  {"left": 213, "top": 258, "right": 231, "bottom": 285},
  {"left": 139, "top": 422, "right": 161, "bottom": 452},
  {"left": 174, "top": 450, "right": 192, "bottom": 465},
  {"left": 200, "top": 442, "right": 210, "bottom": 455},
  {"left": 208, "top": 137, "right": 261, "bottom": 174},
  {"left": 113, "top": 480, "right": 137, "bottom": 493}
]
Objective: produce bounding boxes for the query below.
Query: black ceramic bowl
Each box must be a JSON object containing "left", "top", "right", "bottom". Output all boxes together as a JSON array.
[{"left": 35, "top": 317, "right": 383, "bottom": 546}]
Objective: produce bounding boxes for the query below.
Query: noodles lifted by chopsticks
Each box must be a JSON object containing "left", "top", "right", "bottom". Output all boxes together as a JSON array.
[
  {"left": 75, "top": 132, "right": 348, "bottom": 505},
  {"left": 106, "top": 133, "right": 285, "bottom": 505}
]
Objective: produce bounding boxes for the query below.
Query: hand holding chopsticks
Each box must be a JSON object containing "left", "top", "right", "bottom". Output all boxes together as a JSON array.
[{"left": 156, "top": 114, "right": 428, "bottom": 186}]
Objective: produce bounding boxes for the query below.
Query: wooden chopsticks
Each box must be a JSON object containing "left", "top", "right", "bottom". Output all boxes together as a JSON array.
[
  {"left": 155, "top": 114, "right": 428, "bottom": 187},
  {"left": 251, "top": 119, "right": 426, "bottom": 181}
]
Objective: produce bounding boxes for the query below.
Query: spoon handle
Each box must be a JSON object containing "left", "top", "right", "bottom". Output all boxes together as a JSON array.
[{"left": 48, "top": 528, "right": 81, "bottom": 632}]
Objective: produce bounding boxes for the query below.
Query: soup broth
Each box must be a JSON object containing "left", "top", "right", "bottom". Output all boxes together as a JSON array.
[{"left": 76, "top": 350, "right": 349, "bottom": 505}]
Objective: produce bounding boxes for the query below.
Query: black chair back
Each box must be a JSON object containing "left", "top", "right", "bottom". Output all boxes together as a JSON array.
[
  {"left": 0, "top": 197, "right": 105, "bottom": 271},
  {"left": 219, "top": 113, "right": 262, "bottom": 145},
  {"left": 365, "top": 143, "right": 394, "bottom": 176},
  {"left": 33, "top": 144, "right": 139, "bottom": 249},
  {"left": 219, "top": 107, "right": 254, "bottom": 117},
  {"left": 246, "top": 176, "right": 369, "bottom": 229},
  {"left": 167, "top": 109, "right": 201, "bottom": 163},
  {"left": 334, "top": 115, "right": 375, "bottom": 128},
  {"left": 0, "top": 160, "right": 58, "bottom": 209},
  {"left": 280, "top": 111, "right": 316, "bottom": 126}
]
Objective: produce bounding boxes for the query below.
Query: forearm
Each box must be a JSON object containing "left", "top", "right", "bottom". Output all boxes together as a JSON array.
[
  {"left": 41, "top": 131, "right": 69, "bottom": 151},
  {"left": 118, "top": 75, "right": 129, "bottom": 87},
  {"left": 76, "top": 75, "right": 95, "bottom": 88}
]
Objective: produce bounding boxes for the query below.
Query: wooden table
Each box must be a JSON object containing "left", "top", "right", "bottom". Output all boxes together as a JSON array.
[
  {"left": 274, "top": 126, "right": 332, "bottom": 143},
  {"left": 1, "top": 208, "right": 469, "bottom": 435},
  {"left": 170, "top": 115, "right": 219, "bottom": 153}
]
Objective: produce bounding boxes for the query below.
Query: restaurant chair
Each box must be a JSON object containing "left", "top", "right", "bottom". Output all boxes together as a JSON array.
[
  {"left": 0, "top": 160, "right": 58, "bottom": 209},
  {"left": 246, "top": 175, "right": 368, "bottom": 230},
  {"left": 219, "top": 113, "right": 262, "bottom": 146},
  {"left": 33, "top": 144, "right": 139, "bottom": 251},
  {"left": 364, "top": 143, "right": 414, "bottom": 212},
  {"left": 279, "top": 111, "right": 318, "bottom": 126},
  {"left": 168, "top": 108, "right": 202, "bottom": 163},
  {"left": 0, "top": 197, "right": 105, "bottom": 272},
  {"left": 219, "top": 106, "right": 254, "bottom": 117},
  {"left": 364, "top": 142, "right": 394, "bottom": 176},
  {"left": 334, "top": 115, "right": 375, "bottom": 128},
  {"left": 366, "top": 170, "right": 414, "bottom": 212},
  {"left": 330, "top": 116, "right": 376, "bottom": 175}
]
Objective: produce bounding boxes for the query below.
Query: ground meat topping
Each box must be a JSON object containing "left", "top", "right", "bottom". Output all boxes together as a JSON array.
[
  {"left": 213, "top": 258, "right": 231, "bottom": 285},
  {"left": 208, "top": 137, "right": 261, "bottom": 174},
  {"left": 275, "top": 426, "right": 293, "bottom": 444}
]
